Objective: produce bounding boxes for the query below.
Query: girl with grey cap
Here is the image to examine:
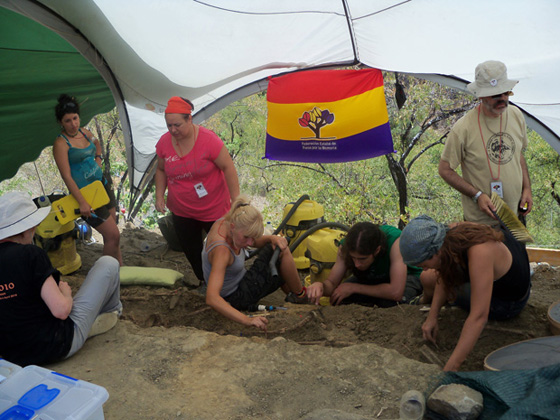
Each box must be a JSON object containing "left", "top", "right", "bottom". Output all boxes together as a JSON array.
[
  {"left": 0, "top": 191, "right": 121, "bottom": 366},
  {"left": 399, "top": 215, "right": 531, "bottom": 371}
]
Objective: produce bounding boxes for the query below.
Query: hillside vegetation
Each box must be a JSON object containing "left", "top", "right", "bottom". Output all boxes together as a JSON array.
[{"left": 2, "top": 74, "right": 559, "bottom": 247}]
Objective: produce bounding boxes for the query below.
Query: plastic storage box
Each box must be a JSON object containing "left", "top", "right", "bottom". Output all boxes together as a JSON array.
[
  {"left": 0, "top": 359, "right": 22, "bottom": 384},
  {"left": 0, "top": 364, "right": 108, "bottom": 420}
]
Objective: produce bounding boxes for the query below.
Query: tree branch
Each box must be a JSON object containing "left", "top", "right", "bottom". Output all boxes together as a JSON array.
[
  {"left": 248, "top": 161, "right": 350, "bottom": 192},
  {"left": 406, "top": 131, "right": 449, "bottom": 172},
  {"left": 401, "top": 104, "right": 472, "bottom": 163}
]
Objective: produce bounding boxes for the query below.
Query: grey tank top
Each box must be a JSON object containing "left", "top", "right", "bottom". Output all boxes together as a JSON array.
[{"left": 202, "top": 239, "right": 247, "bottom": 297}]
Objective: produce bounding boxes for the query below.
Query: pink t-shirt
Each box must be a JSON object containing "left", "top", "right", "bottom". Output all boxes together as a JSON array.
[{"left": 156, "top": 127, "right": 231, "bottom": 221}]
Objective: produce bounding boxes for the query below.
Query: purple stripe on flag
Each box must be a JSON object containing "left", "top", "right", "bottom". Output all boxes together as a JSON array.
[{"left": 264, "top": 123, "right": 394, "bottom": 163}]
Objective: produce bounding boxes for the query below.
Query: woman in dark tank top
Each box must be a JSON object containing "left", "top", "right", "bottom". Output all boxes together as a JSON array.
[{"left": 399, "top": 215, "right": 531, "bottom": 371}]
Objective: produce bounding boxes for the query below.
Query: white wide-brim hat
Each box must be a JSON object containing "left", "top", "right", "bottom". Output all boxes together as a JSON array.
[
  {"left": 467, "top": 60, "right": 518, "bottom": 98},
  {"left": 0, "top": 191, "right": 50, "bottom": 240}
]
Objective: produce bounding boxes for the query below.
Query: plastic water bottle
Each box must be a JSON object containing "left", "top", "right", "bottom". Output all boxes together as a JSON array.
[
  {"left": 264, "top": 221, "right": 274, "bottom": 235},
  {"left": 399, "top": 390, "right": 425, "bottom": 420},
  {"left": 38, "top": 195, "right": 51, "bottom": 208}
]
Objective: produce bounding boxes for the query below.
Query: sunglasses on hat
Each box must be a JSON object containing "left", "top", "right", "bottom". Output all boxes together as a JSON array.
[{"left": 491, "top": 91, "right": 513, "bottom": 99}]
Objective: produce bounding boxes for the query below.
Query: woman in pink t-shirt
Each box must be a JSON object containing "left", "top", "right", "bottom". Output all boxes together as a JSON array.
[{"left": 155, "top": 97, "right": 239, "bottom": 282}]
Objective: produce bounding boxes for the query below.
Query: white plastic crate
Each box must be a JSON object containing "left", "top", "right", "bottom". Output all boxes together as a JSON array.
[
  {"left": 0, "top": 364, "right": 108, "bottom": 420},
  {"left": 0, "top": 359, "right": 22, "bottom": 384}
]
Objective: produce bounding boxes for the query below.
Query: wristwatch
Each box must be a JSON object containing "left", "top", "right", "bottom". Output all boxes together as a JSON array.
[{"left": 472, "top": 191, "right": 483, "bottom": 203}]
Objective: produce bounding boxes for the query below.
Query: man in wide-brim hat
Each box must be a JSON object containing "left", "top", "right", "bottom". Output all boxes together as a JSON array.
[
  {"left": 438, "top": 60, "right": 532, "bottom": 226},
  {"left": 0, "top": 191, "right": 122, "bottom": 366}
]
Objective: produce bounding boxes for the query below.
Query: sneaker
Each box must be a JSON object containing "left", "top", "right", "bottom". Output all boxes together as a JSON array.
[
  {"left": 284, "top": 291, "right": 309, "bottom": 304},
  {"left": 408, "top": 294, "right": 424, "bottom": 305},
  {"left": 88, "top": 311, "right": 119, "bottom": 338}
]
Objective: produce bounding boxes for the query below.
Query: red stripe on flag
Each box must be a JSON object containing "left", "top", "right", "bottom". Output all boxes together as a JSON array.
[{"left": 267, "top": 69, "right": 383, "bottom": 104}]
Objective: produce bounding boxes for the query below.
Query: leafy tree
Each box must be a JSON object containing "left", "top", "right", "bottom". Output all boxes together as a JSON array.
[
  {"left": 202, "top": 72, "right": 560, "bottom": 246},
  {"left": 91, "top": 108, "right": 123, "bottom": 189},
  {"left": 383, "top": 73, "right": 473, "bottom": 228},
  {"left": 205, "top": 73, "right": 476, "bottom": 228},
  {"left": 523, "top": 130, "right": 560, "bottom": 245}
]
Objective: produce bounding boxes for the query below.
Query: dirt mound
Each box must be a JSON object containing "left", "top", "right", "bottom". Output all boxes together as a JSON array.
[{"left": 54, "top": 224, "right": 560, "bottom": 419}]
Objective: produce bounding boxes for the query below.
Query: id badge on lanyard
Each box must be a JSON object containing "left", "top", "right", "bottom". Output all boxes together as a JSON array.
[
  {"left": 194, "top": 182, "right": 208, "bottom": 198},
  {"left": 491, "top": 181, "right": 503, "bottom": 198}
]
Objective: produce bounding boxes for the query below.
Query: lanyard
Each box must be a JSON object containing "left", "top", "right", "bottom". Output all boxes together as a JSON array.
[{"left": 477, "top": 105, "right": 502, "bottom": 181}]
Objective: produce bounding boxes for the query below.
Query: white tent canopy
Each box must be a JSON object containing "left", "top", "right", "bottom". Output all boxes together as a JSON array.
[{"left": 3, "top": 0, "right": 560, "bottom": 207}]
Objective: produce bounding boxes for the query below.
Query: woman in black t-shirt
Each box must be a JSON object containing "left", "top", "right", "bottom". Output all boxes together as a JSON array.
[{"left": 0, "top": 192, "right": 121, "bottom": 366}]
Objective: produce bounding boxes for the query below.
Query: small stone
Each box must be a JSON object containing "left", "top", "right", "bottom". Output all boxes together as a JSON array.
[
  {"left": 181, "top": 276, "right": 200, "bottom": 288},
  {"left": 169, "top": 294, "right": 180, "bottom": 309}
]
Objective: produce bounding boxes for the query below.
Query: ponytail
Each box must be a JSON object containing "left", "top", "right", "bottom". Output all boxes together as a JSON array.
[{"left": 224, "top": 195, "right": 264, "bottom": 238}]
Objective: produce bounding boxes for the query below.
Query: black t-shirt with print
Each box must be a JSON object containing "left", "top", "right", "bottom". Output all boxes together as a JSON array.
[{"left": 0, "top": 242, "right": 74, "bottom": 366}]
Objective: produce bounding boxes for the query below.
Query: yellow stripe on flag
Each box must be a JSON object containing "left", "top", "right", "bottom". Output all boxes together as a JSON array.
[{"left": 267, "top": 86, "right": 387, "bottom": 141}]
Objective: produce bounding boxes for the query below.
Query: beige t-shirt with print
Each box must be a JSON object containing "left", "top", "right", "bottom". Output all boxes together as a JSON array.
[{"left": 441, "top": 104, "right": 528, "bottom": 225}]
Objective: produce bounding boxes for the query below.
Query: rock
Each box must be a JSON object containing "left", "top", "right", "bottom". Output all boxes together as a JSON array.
[
  {"left": 169, "top": 294, "right": 180, "bottom": 309},
  {"left": 427, "top": 384, "right": 483, "bottom": 420},
  {"left": 182, "top": 275, "right": 201, "bottom": 288}
]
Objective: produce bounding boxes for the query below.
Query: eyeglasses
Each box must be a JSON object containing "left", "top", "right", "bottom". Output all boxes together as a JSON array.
[{"left": 490, "top": 91, "right": 513, "bottom": 99}]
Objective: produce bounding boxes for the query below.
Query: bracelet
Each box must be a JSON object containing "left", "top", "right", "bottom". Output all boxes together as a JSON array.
[
  {"left": 95, "top": 154, "right": 103, "bottom": 160},
  {"left": 472, "top": 191, "right": 483, "bottom": 203}
]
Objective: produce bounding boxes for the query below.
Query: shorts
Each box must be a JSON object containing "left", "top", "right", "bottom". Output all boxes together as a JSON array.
[
  {"left": 454, "top": 282, "right": 531, "bottom": 321},
  {"left": 341, "top": 274, "right": 423, "bottom": 308},
  {"left": 84, "top": 179, "right": 117, "bottom": 228},
  {"left": 224, "top": 244, "right": 285, "bottom": 310}
]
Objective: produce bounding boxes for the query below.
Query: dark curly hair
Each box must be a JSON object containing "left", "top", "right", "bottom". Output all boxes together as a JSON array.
[
  {"left": 341, "top": 222, "right": 386, "bottom": 268},
  {"left": 55, "top": 94, "right": 80, "bottom": 121}
]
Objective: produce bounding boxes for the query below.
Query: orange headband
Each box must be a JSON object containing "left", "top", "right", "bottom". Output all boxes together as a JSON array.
[{"left": 165, "top": 96, "right": 192, "bottom": 115}]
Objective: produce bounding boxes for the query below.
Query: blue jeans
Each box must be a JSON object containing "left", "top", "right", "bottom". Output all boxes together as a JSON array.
[{"left": 455, "top": 283, "right": 531, "bottom": 321}]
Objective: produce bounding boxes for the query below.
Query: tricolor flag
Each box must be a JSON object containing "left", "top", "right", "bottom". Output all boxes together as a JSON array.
[{"left": 265, "top": 69, "right": 394, "bottom": 163}]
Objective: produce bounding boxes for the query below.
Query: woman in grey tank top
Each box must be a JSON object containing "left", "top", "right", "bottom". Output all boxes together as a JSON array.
[{"left": 202, "top": 195, "right": 309, "bottom": 331}]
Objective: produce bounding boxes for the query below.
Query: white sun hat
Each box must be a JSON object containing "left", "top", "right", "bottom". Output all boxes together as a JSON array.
[
  {"left": 0, "top": 192, "right": 50, "bottom": 240},
  {"left": 467, "top": 60, "right": 519, "bottom": 98}
]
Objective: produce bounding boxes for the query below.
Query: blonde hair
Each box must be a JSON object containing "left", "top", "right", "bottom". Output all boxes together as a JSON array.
[{"left": 224, "top": 195, "right": 264, "bottom": 238}]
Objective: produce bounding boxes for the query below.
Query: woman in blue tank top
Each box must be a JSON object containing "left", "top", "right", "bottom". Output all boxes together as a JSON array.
[{"left": 52, "top": 94, "right": 122, "bottom": 264}]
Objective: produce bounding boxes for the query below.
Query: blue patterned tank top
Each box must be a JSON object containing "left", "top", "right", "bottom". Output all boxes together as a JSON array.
[{"left": 60, "top": 129, "right": 103, "bottom": 189}]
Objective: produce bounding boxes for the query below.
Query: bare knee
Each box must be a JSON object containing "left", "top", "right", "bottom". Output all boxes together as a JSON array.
[{"left": 97, "top": 222, "right": 120, "bottom": 246}]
